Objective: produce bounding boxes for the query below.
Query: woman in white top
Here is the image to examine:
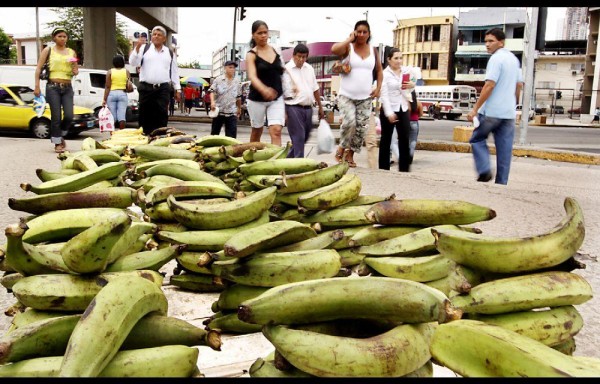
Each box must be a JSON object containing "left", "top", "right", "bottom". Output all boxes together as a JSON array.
[
  {"left": 331, "top": 20, "right": 383, "bottom": 167},
  {"left": 379, "top": 48, "right": 414, "bottom": 172}
]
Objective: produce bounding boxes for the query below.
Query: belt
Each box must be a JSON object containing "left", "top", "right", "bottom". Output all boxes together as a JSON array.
[
  {"left": 48, "top": 81, "right": 71, "bottom": 88},
  {"left": 291, "top": 104, "right": 312, "bottom": 109},
  {"left": 141, "top": 81, "right": 169, "bottom": 89}
]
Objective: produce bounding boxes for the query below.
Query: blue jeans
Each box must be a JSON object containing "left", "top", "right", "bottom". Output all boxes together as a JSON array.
[
  {"left": 107, "top": 90, "right": 128, "bottom": 123},
  {"left": 45, "top": 82, "right": 74, "bottom": 144},
  {"left": 409, "top": 120, "right": 419, "bottom": 158},
  {"left": 469, "top": 114, "right": 515, "bottom": 185}
]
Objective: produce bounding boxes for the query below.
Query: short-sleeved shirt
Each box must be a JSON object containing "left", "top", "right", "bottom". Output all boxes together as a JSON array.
[
  {"left": 480, "top": 47, "right": 523, "bottom": 119},
  {"left": 209, "top": 75, "right": 241, "bottom": 115},
  {"left": 183, "top": 86, "right": 194, "bottom": 100}
]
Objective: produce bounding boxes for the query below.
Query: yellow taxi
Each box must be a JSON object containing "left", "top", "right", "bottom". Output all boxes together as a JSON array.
[{"left": 0, "top": 84, "right": 97, "bottom": 139}]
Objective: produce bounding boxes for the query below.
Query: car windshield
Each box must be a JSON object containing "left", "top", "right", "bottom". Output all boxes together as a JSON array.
[{"left": 9, "top": 86, "right": 35, "bottom": 104}]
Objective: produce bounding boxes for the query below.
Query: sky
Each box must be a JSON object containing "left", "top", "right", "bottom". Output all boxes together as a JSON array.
[{"left": 1, "top": 7, "right": 567, "bottom": 65}]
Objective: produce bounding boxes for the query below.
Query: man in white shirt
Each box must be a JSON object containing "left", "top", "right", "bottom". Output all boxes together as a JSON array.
[
  {"left": 283, "top": 44, "right": 324, "bottom": 158},
  {"left": 129, "top": 25, "right": 181, "bottom": 135}
]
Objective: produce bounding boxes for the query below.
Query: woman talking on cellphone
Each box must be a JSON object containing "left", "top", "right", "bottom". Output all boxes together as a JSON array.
[{"left": 330, "top": 20, "right": 383, "bottom": 167}]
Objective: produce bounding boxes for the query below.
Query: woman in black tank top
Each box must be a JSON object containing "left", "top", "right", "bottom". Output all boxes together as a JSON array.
[{"left": 245, "top": 20, "right": 286, "bottom": 145}]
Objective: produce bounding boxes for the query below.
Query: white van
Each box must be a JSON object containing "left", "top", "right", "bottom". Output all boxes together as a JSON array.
[{"left": 0, "top": 65, "right": 139, "bottom": 122}]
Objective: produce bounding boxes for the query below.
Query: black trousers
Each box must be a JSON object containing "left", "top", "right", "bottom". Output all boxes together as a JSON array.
[
  {"left": 138, "top": 82, "right": 170, "bottom": 135},
  {"left": 379, "top": 109, "right": 411, "bottom": 172},
  {"left": 210, "top": 114, "right": 238, "bottom": 138}
]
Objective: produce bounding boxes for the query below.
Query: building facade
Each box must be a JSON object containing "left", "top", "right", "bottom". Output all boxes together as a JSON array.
[
  {"left": 564, "top": 7, "right": 589, "bottom": 40},
  {"left": 582, "top": 7, "right": 599, "bottom": 114},
  {"left": 453, "top": 7, "right": 527, "bottom": 93},
  {"left": 393, "top": 15, "right": 459, "bottom": 86}
]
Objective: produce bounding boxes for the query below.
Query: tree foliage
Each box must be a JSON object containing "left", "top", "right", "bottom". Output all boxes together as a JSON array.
[
  {"left": 0, "top": 27, "right": 13, "bottom": 64},
  {"left": 46, "top": 7, "right": 132, "bottom": 65}
]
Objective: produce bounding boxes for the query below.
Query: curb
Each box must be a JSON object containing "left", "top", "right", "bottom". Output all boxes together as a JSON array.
[
  {"left": 166, "top": 116, "right": 600, "bottom": 165},
  {"left": 415, "top": 141, "right": 600, "bottom": 166}
]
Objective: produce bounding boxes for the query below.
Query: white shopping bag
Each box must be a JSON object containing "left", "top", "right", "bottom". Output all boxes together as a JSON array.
[
  {"left": 98, "top": 106, "right": 115, "bottom": 133},
  {"left": 32, "top": 94, "right": 46, "bottom": 118},
  {"left": 316, "top": 118, "right": 335, "bottom": 155}
]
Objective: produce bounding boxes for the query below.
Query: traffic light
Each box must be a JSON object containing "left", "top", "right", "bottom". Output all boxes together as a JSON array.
[
  {"left": 556, "top": 91, "right": 562, "bottom": 99},
  {"left": 239, "top": 7, "right": 246, "bottom": 21}
]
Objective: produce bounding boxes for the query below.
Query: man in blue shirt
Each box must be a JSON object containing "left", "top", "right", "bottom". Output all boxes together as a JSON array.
[{"left": 467, "top": 28, "right": 523, "bottom": 185}]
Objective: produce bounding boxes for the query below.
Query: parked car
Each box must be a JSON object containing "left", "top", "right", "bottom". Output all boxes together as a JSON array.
[
  {"left": 0, "top": 65, "right": 139, "bottom": 123},
  {"left": 534, "top": 104, "right": 549, "bottom": 114},
  {"left": 568, "top": 107, "right": 582, "bottom": 115},
  {"left": 550, "top": 105, "right": 564, "bottom": 114},
  {"left": 313, "top": 96, "right": 332, "bottom": 110},
  {"left": 0, "top": 84, "right": 97, "bottom": 139},
  {"left": 516, "top": 104, "right": 535, "bottom": 120}
]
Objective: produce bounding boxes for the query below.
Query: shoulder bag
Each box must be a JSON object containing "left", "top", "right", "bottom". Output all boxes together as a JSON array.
[
  {"left": 125, "top": 71, "right": 134, "bottom": 93},
  {"left": 39, "top": 48, "right": 51, "bottom": 81},
  {"left": 331, "top": 55, "right": 351, "bottom": 75}
]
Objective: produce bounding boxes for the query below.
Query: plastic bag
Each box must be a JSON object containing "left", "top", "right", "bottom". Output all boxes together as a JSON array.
[
  {"left": 32, "top": 94, "right": 46, "bottom": 118},
  {"left": 316, "top": 118, "right": 335, "bottom": 155},
  {"left": 98, "top": 106, "right": 115, "bottom": 133}
]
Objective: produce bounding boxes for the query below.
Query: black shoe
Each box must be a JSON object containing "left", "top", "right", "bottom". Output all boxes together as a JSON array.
[{"left": 477, "top": 172, "right": 493, "bottom": 182}]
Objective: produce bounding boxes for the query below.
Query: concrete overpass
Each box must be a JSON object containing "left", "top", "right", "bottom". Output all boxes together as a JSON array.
[{"left": 82, "top": 7, "right": 177, "bottom": 69}]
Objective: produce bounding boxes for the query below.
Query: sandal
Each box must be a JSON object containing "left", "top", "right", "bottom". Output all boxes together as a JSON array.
[
  {"left": 344, "top": 149, "right": 357, "bottom": 168},
  {"left": 334, "top": 147, "right": 345, "bottom": 164}
]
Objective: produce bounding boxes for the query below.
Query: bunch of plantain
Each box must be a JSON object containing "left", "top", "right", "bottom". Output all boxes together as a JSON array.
[{"left": 3, "top": 132, "right": 598, "bottom": 377}]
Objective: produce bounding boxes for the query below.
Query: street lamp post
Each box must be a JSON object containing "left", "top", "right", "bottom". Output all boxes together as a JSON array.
[{"left": 325, "top": 16, "right": 353, "bottom": 29}]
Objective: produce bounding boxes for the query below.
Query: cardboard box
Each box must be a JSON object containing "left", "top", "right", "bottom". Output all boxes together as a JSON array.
[{"left": 534, "top": 115, "right": 547, "bottom": 124}]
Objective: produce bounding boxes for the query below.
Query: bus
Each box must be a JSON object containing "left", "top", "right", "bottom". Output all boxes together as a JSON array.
[{"left": 414, "top": 85, "right": 478, "bottom": 120}]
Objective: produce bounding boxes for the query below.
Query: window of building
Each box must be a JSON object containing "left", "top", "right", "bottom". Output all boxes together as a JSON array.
[
  {"left": 416, "top": 26, "right": 424, "bottom": 42},
  {"left": 432, "top": 25, "right": 440, "bottom": 41},
  {"left": 424, "top": 25, "right": 432, "bottom": 42},
  {"left": 538, "top": 81, "right": 556, "bottom": 89},
  {"left": 543, "top": 63, "right": 558, "bottom": 71},
  {"left": 513, "top": 26, "right": 525, "bottom": 38},
  {"left": 570, "top": 63, "right": 585, "bottom": 72},
  {"left": 472, "top": 30, "right": 486, "bottom": 44},
  {"left": 430, "top": 53, "right": 439, "bottom": 70}
]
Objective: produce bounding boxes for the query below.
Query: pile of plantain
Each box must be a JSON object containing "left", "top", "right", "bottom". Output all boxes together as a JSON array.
[{"left": 1, "top": 128, "right": 599, "bottom": 377}]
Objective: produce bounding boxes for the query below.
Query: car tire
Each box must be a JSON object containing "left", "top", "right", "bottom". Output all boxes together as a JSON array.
[{"left": 30, "top": 118, "right": 51, "bottom": 139}]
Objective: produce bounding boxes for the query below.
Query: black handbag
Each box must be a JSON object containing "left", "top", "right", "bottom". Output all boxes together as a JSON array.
[{"left": 39, "top": 49, "right": 50, "bottom": 81}]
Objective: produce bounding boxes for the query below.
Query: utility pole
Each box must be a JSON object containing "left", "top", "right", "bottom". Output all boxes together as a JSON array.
[
  {"left": 232, "top": 7, "right": 238, "bottom": 61},
  {"left": 519, "top": 7, "right": 539, "bottom": 145},
  {"left": 363, "top": 10, "right": 368, "bottom": 21},
  {"left": 35, "top": 7, "right": 41, "bottom": 62}
]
